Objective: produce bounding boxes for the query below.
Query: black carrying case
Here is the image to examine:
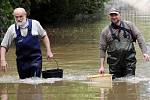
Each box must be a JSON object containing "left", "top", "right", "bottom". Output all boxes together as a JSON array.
[
  {"left": 42, "top": 68, "right": 63, "bottom": 78},
  {"left": 42, "top": 59, "right": 63, "bottom": 78}
]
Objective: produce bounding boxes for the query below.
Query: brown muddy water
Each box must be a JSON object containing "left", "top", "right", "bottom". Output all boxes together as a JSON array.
[{"left": 1, "top": 41, "right": 150, "bottom": 100}]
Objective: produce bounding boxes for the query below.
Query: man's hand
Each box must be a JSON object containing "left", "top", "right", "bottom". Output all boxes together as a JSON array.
[
  {"left": 99, "top": 66, "right": 105, "bottom": 74},
  {"left": 0, "top": 60, "right": 8, "bottom": 72},
  {"left": 47, "top": 51, "right": 53, "bottom": 60},
  {"left": 143, "top": 53, "right": 150, "bottom": 61}
]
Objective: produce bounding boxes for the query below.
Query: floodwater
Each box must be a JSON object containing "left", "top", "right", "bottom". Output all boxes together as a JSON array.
[
  {"left": 2, "top": 1, "right": 150, "bottom": 100},
  {"left": 1, "top": 36, "right": 150, "bottom": 100}
]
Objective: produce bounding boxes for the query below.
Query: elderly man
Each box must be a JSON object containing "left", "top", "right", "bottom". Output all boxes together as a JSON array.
[
  {"left": 99, "top": 7, "right": 150, "bottom": 79},
  {"left": 1, "top": 8, "right": 53, "bottom": 79}
]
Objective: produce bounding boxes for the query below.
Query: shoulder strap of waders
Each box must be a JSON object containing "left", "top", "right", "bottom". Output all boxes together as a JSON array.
[
  {"left": 120, "top": 21, "right": 127, "bottom": 38},
  {"left": 109, "top": 25, "right": 119, "bottom": 41},
  {"left": 15, "top": 24, "right": 21, "bottom": 37},
  {"left": 120, "top": 21, "right": 137, "bottom": 42},
  {"left": 28, "top": 19, "right": 32, "bottom": 34}
]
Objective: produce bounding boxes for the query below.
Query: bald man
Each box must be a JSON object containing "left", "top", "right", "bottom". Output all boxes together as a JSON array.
[{"left": 0, "top": 8, "right": 53, "bottom": 79}]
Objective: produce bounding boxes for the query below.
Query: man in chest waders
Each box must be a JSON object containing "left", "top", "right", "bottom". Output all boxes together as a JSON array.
[
  {"left": 0, "top": 8, "right": 53, "bottom": 79},
  {"left": 99, "top": 7, "right": 150, "bottom": 79}
]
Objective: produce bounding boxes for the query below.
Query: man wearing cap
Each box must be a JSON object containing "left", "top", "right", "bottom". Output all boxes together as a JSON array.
[
  {"left": 98, "top": 7, "right": 150, "bottom": 79},
  {"left": 0, "top": 7, "right": 53, "bottom": 79}
]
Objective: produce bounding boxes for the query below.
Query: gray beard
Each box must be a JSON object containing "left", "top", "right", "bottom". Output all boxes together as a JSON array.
[{"left": 16, "top": 18, "right": 27, "bottom": 27}]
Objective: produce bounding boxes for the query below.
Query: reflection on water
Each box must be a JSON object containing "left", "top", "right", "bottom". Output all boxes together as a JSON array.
[
  {"left": 107, "top": 82, "right": 139, "bottom": 100},
  {"left": 0, "top": 84, "right": 8, "bottom": 100},
  {"left": 139, "top": 82, "right": 150, "bottom": 100},
  {"left": 0, "top": 81, "right": 146, "bottom": 100},
  {"left": 0, "top": 82, "right": 111, "bottom": 100},
  {"left": 17, "top": 84, "right": 42, "bottom": 100}
]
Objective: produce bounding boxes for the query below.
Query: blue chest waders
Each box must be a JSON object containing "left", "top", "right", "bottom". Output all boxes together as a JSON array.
[
  {"left": 15, "top": 19, "right": 42, "bottom": 79},
  {"left": 108, "top": 21, "right": 137, "bottom": 79}
]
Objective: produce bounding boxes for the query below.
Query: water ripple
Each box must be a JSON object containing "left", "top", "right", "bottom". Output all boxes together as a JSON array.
[
  {"left": 0, "top": 75, "right": 63, "bottom": 84},
  {"left": 114, "top": 76, "right": 150, "bottom": 83}
]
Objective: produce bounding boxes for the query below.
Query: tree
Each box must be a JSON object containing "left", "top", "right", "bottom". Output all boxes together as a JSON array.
[{"left": 0, "top": 0, "right": 13, "bottom": 43}]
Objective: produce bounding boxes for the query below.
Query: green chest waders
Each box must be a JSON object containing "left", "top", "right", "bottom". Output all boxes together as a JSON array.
[{"left": 108, "top": 22, "right": 137, "bottom": 79}]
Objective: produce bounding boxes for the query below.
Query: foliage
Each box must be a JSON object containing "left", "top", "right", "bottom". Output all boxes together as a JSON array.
[
  {"left": 9, "top": 0, "right": 31, "bottom": 15},
  {"left": 0, "top": 0, "right": 13, "bottom": 33},
  {"left": 0, "top": 0, "right": 109, "bottom": 28},
  {"left": 29, "top": 0, "right": 109, "bottom": 24},
  {"left": 0, "top": 0, "right": 13, "bottom": 43}
]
